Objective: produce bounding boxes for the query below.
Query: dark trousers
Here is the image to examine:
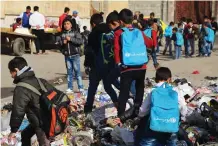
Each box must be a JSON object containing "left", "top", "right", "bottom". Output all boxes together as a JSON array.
[
  {"left": 118, "top": 70, "right": 146, "bottom": 116},
  {"left": 21, "top": 125, "right": 49, "bottom": 146},
  {"left": 84, "top": 68, "right": 118, "bottom": 113},
  {"left": 32, "top": 29, "right": 45, "bottom": 53},
  {"left": 107, "top": 66, "right": 121, "bottom": 90}
]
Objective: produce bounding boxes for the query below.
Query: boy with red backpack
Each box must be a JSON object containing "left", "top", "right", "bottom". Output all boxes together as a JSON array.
[
  {"left": 114, "top": 8, "right": 153, "bottom": 117},
  {"left": 8, "top": 57, "right": 70, "bottom": 146}
]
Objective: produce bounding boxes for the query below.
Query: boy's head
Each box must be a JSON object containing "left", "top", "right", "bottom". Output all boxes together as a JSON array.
[
  {"left": 155, "top": 67, "right": 172, "bottom": 83},
  {"left": 178, "top": 22, "right": 182, "bottom": 28},
  {"left": 33, "top": 6, "right": 39, "bottom": 12},
  {"left": 187, "top": 19, "right": 193, "bottom": 25},
  {"left": 16, "top": 18, "right": 22, "bottom": 24},
  {"left": 64, "top": 7, "right": 70, "bottom": 14},
  {"left": 180, "top": 17, "right": 186, "bottom": 23},
  {"left": 139, "top": 14, "right": 144, "bottom": 20},
  {"left": 106, "top": 10, "right": 120, "bottom": 30},
  {"left": 90, "top": 13, "right": 103, "bottom": 28},
  {"left": 150, "top": 12, "right": 155, "bottom": 19},
  {"left": 83, "top": 26, "right": 87, "bottom": 31},
  {"left": 62, "top": 18, "right": 75, "bottom": 31},
  {"left": 147, "top": 19, "right": 154, "bottom": 27},
  {"left": 172, "top": 27, "right": 178, "bottom": 33},
  {"left": 169, "top": 21, "right": 174, "bottom": 26},
  {"left": 118, "top": 8, "right": 133, "bottom": 26},
  {"left": 8, "top": 57, "right": 28, "bottom": 78},
  {"left": 26, "top": 6, "right": 31, "bottom": 13},
  {"left": 153, "top": 18, "right": 158, "bottom": 24},
  {"left": 204, "top": 16, "right": 209, "bottom": 22}
]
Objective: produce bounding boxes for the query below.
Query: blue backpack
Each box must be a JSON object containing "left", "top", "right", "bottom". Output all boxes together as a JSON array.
[
  {"left": 176, "top": 32, "right": 184, "bottom": 46},
  {"left": 150, "top": 83, "right": 180, "bottom": 133},
  {"left": 143, "top": 27, "right": 152, "bottom": 38},
  {"left": 205, "top": 27, "right": 215, "bottom": 43},
  {"left": 164, "top": 26, "right": 172, "bottom": 37},
  {"left": 121, "top": 27, "right": 148, "bottom": 66}
]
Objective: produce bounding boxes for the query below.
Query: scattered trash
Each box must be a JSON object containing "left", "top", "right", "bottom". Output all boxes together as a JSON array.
[{"left": 1, "top": 78, "right": 218, "bottom": 145}]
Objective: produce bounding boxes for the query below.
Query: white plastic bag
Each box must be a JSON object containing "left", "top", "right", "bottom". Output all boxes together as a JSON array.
[{"left": 1, "top": 112, "right": 11, "bottom": 131}]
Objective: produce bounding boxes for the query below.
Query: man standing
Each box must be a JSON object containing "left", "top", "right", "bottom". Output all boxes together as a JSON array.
[
  {"left": 29, "top": 6, "right": 46, "bottom": 54},
  {"left": 72, "top": 10, "right": 82, "bottom": 29},
  {"left": 19, "top": 6, "right": 32, "bottom": 28},
  {"left": 211, "top": 17, "right": 217, "bottom": 50},
  {"left": 58, "top": 7, "right": 70, "bottom": 29}
]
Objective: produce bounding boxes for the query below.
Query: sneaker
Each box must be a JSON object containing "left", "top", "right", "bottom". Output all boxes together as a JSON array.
[
  {"left": 204, "top": 54, "right": 208, "bottom": 57},
  {"left": 79, "top": 89, "right": 85, "bottom": 96},
  {"left": 66, "top": 89, "right": 74, "bottom": 94}
]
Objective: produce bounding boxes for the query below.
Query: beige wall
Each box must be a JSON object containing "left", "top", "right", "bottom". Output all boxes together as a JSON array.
[{"left": 1, "top": 1, "right": 90, "bottom": 18}]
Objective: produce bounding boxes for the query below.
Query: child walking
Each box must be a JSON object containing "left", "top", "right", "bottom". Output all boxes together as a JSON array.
[
  {"left": 163, "top": 22, "right": 174, "bottom": 56},
  {"left": 59, "top": 18, "right": 84, "bottom": 94},
  {"left": 172, "top": 27, "right": 184, "bottom": 59}
]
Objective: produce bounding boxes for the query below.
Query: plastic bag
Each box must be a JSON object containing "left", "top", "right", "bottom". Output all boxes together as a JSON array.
[
  {"left": 1, "top": 112, "right": 11, "bottom": 131},
  {"left": 111, "top": 126, "right": 134, "bottom": 146}
]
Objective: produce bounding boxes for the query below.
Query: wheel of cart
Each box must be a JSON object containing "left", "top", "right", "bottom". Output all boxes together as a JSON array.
[{"left": 1, "top": 28, "right": 37, "bottom": 56}]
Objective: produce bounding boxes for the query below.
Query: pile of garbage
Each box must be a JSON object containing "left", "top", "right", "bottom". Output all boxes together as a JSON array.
[{"left": 1, "top": 77, "right": 218, "bottom": 146}]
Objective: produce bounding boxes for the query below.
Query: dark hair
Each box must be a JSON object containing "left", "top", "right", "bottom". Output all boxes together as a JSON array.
[
  {"left": 8, "top": 57, "right": 28, "bottom": 72},
  {"left": 173, "top": 27, "right": 178, "bottom": 32},
  {"left": 119, "top": 8, "right": 133, "bottom": 24},
  {"left": 180, "top": 17, "right": 186, "bottom": 22},
  {"left": 33, "top": 6, "right": 39, "bottom": 11},
  {"left": 150, "top": 12, "right": 155, "bottom": 17},
  {"left": 90, "top": 13, "right": 103, "bottom": 26},
  {"left": 147, "top": 19, "right": 154, "bottom": 27},
  {"left": 187, "top": 18, "right": 193, "bottom": 23},
  {"left": 178, "top": 22, "right": 182, "bottom": 27},
  {"left": 16, "top": 18, "right": 22, "bottom": 23},
  {"left": 26, "top": 6, "right": 31, "bottom": 10},
  {"left": 100, "top": 12, "right": 104, "bottom": 15},
  {"left": 64, "top": 7, "right": 70, "bottom": 13},
  {"left": 204, "top": 16, "right": 208, "bottom": 19},
  {"left": 155, "top": 67, "right": 172, "bottom": 82},
  {"left": 83, "top": 26, "right": 87, "bottom": 30},
  {"left": 106, "top": 10, "right": 119, "bottom": 24},
  {"left": 62, "top": 18, "right": 77, "bottom": 31},
  {"left": 169, "top": 21, "right": 174, "bottom": 26},
  {"left": 153, "top": 18, "right": 158, "bottom": 23},
  {"left": 138, "top": 14, "right": 144, "bottom": 21}
]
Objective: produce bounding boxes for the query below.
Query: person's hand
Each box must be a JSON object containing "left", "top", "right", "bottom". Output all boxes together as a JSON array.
[
  {"left": 36, "top": 25, "right": 40, "bottom": 30},
  {"left": 8, "top": 132, "right": 16, "bottom": 143},
  {"left": 117, "top": 63, "right": 127, "bottom": 69},
  {"left": 66, "top": 36, "right": 71, "bottom": 41},
  {"left": 63, "top": 40, "right": 67, "bottom": 44}
]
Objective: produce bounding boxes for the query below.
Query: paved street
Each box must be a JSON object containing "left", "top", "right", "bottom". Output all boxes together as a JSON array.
[{"left": 1, "top": 37, "right": 218, "bottom": 104}]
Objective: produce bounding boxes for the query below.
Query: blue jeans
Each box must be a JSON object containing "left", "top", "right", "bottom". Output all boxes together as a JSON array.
[
  {"left": 65, "top": 55, "right": 83, "bottom": 90},
  {"left": 151, "top": 49, "right": 158, "bottom": 65},
  {"left": 163, "top": 37, "right": 172, "bottom": 56},
  {"left": 186, "top": 38, "right": 195, "bottom": 56},
  {"left": 138, "top": 134, "right": 178, "bottom": 146},
  {"left": 203, "top": 41, "right": 212, "bottom": 56},
  {"left": 175, "top": 45, "right": 182, "bottom": 59}
]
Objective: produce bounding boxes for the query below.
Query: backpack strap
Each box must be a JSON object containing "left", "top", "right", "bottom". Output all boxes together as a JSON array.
[
  {"left": 16, "top": 82, "right": 41, "bottom": 96},
  {"left": 36, "top": 78, "right": 48, "bottom": 92}
]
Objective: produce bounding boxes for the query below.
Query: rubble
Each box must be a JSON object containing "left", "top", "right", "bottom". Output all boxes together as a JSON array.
[{"left": 1, "top": 78, "right": 218, "bottom": 146}]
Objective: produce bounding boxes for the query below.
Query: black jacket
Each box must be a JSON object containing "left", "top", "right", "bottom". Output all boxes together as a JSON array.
[
  {"left": 84, "top": 23, "right": 111, "bottom": 68},
  {"left": 59, "top": 30, "right": 83, "bottom": 56},
  {"left": 10, "top": 70, "right": 54, "bottom": 133}
]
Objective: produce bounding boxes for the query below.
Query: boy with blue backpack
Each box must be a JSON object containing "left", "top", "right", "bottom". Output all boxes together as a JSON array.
[
  {"left": 163, "top": 22, "right": 174, "bottom": 56},
  {"left": 114, "top": 8, "right": 153, "bottom": 117},
  {"left": 143, "top": 19, "right": 159, "bottom": 69},
  {"left": 203, "top": 22, "right": 215, "bottom": 57},
  {"left": 171, "top": 27, "right": 184, "bottom": 59}
]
